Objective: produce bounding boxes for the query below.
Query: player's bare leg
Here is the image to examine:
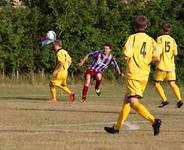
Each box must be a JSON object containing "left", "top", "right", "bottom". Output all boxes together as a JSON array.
[
  {"left": 82, "top": 74, "right": 91, "bottom": 102},
  {"left": 95, "top": 73, "right": 102, "bottom": 96}
]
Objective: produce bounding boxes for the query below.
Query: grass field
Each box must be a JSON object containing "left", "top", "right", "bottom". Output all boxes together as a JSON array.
[{"left": 0, "top": 84, "right": 183, "bottom": 150}]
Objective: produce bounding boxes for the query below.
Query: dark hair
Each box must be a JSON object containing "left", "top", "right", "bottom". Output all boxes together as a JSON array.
[
  {"left": 160, "top": 22, "right": 171, "bottom": 35},
  {"left": 104, "top": 42, "right": 112, "bottom": 49},
  {"left": 133, "top": 15, "right": 148, "bottom": 32}
]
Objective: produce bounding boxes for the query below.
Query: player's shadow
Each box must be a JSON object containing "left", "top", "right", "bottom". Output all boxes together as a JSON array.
[
  {"left": 13, "top": 107, "right": 184, "bottom": 116},
  {"left": 14, "top": 107, "right": 121, "bottom": 114},
  {"left": 0, "top": 96, "right": 48, "bottom": 101}
]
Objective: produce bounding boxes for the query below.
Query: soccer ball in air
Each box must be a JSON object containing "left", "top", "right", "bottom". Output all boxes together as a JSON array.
[{"left": 47, "top": 30, "right": 56, "bottom": 41}]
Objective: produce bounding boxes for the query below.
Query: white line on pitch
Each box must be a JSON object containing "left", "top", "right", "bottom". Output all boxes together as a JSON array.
[{"left": 42, "top": 121, "right": 139, "bottom": 130}]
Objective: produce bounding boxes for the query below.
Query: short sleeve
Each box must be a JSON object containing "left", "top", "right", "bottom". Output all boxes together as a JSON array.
[
  {"left": 173, "top": 39, "right": 177, "bottom": 56},
  {"left": 123, "top": 35, "right": 134, "bottom": 58},
  {"left": 152, "top": 38, "right": 162, "bottom": 57},
  {"left": 57, "top": 51, "right": 65, "bottom": 64},
  {"left": 88, "top": 50, "right": 99, "bottom": 58}
]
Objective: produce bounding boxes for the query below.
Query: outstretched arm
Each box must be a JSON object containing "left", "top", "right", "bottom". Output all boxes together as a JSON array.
[{"left": 77, "top": 54, "right": 89, "bottom": 68}]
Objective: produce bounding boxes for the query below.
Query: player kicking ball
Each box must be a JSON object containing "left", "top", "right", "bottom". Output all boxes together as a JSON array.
[
  {"left": 77, "top": 42, "right": 124, "bottom": 102},
  {"left": 104, "top": 15, "right": 162, "bottom": 136}
]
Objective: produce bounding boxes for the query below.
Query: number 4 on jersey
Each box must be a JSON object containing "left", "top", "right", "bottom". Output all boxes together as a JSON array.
[{"left": 140, "top": 42, "right": 146, "bottom": 57}]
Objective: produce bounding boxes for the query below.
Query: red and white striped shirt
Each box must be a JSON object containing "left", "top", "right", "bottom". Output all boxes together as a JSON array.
[{"left": 88, "top": 50, "right": 120, "bottom": 73}]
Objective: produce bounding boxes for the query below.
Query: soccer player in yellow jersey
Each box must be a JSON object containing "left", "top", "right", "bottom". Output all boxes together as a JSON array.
[
  {"left": 48, "top": 40, "right": 75, "bottom": 103},
  {"left": 153, "top": 22, "right": 183, "bottom": 108},
  {"left": 104, "top": 15, "right": 162, "bottom": 136}
]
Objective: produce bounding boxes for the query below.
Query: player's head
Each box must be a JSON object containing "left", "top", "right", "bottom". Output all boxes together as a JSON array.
[
  {"left": 103, "top": 42, "right": 112, "bottom": 55},
  {"left": 53, "top": 40, "right": 63, "bottom": 51},
  {"left": 160, "top": 22, "right": 171, "bottom": 35},
  {"left": 133, "top": 15, "right": 148, "bottom": 32}
]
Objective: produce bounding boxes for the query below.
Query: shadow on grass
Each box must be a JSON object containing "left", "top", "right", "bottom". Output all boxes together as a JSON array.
[
  {"left": 12, "top": 107, "right": 184, "bottom": 116},
  {"left": 14, "top": 107, "right": 121, "bottom": 114},
  {"left": 0, "top": 129, "right": 184, "bottom": 134},
  {"left": 0, "top": 96, "right": 48, "bottom": 101}
]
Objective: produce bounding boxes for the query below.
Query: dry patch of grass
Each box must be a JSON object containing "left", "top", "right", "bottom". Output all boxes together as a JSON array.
[{"left": 0, "top": 84, "right": 183, "bottom": 150}]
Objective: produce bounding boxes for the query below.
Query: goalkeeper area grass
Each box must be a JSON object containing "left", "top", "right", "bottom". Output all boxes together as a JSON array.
[{"left": 0, "top": 84, "right": 183, "bottom": 150}]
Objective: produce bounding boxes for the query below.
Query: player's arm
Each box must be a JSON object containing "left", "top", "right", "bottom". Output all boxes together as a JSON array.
[
  {"left": 122, "top": 35, "right": 134, "bottom": 61},
  {"left": 52, "top": 63, "right": 64, "bottom": 77},
  {"left": 77, "top": 50, "right": 99, "bottom": 68},
  {"left": 52, "top": 51, "right": 65, "bottom": 76},
  {"left": 76, "top": 54, "right": 89, "bottom": 68},
  {"left": 152, "top": 38, "right": 162, "bottom": 62},
  {"left": 111, "top": 57, "right": 125, "bottom": 77},
  {"left": 67, "top": 54, "right": 72, "bottom": 68},
  {"left": 152, "top": 56, "right": 160, "bottom": 62},
  {"left": 123, "top": 54, "right": 130, "bottom": 61},
  {"left": 173, "top": 39, "right": 178, "bottom": 56}
]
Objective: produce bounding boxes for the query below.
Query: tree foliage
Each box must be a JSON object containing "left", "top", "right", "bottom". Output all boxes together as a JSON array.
[{"left": 0, "top": 0, "right": 184, "bottom": 82}]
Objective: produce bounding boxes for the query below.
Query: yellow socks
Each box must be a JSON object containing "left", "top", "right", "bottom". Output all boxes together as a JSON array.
[
  {"left": 155, "top": 82, "right": 182, "bottom": 102},
  {"left": 50, "top": 86, "right": 57, "bottom": 101},
  {"left": 115, "top": 102, "right": 131, "bottom": 130},
  {"left": 132, "top": 101, "right": 155, "bottom": 123},
  {"left": 58, "top": 85, "right": 71, "bottom": 95},
  {"left": 155, "top": 82, "right": 167, "bottom": 102},
  {"left": 170, "top": 83, "right": 182, "bottom": 101}
]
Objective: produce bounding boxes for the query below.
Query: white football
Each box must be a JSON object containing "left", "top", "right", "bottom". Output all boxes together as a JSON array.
[{"left": 47, "top": 30, "right": 56, "bottom": 41}]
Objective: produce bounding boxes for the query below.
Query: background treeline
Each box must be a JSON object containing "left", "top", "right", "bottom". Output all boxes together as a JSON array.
[{"left": 0, "top": 0, "right": 184, "bottom": 84}]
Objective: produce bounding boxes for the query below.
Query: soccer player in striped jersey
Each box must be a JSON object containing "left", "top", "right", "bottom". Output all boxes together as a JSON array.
[
  {"left": 48, "top": 40, "right": 75, "bottom": 103},
  {"left": 77, "top": 42, "right": 123, "bottom": 102},
  {"left": 104, "top": 15, "right": 162, "bottom": 136},
  {"left": 153, "top": 22, "right": 183, "bottom": 108}
]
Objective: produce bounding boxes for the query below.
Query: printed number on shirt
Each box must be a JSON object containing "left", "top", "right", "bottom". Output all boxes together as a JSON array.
[
  {"left": 165, "top": 41, "right": 170, "bottom": 52},
  {"left": 140, "top": 42, "right": 146, "bottom": 58}
]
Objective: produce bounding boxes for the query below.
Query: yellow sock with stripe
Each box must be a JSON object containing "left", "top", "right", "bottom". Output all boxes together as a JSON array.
[
  {"left": 115, "top": 102, "right": 131, "bottom": 130},
  {"left": 58, "top": 85, "right": 71, "bottom": 95},
  {"left": 170, "top": 83, "right": 182, "bottom": 101},
  {"left": 155, "top": 82, "right": 167, "bottom": 102},
  {"left": 132, "top": 101, "right": 155, "bottom": 123},
  {"left": 50, "top": 86, "right": 57, "bottom": 101}
]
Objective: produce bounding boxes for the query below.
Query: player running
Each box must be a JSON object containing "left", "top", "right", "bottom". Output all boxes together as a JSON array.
[
  {"left": 104, "top": 15, "right": 162, "bottom": 136},
  {"left": 153, "top": 22, "right": 183, "bottom": 108},
  {"left": 77, "top": 42, "right": 124, "bottom": 102}
]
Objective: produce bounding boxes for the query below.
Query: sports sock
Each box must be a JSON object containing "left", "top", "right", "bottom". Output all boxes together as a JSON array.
[
  {"left": 82, "top": 85, "right": 89, "bottom": 97},
  {"left": 115, "top": 102, "right": 131, "bottom": 130},
  {"left": 95, "top": 80, "right": 102, "bottom": 90},
  {"left": 155, "top": 82, "right": 167, "bottom": 102},
  {"left": 50, "top": 86, "right": 57, "bottom": 100},
  {"left": 132, "top": 101, "right": 155, "bottom": 123},
  {"left": 170, "top": 83, "right": 182, "bottom": 101},
  {"left": 58, "top": 85, "right": 71, "bottom": 95}
]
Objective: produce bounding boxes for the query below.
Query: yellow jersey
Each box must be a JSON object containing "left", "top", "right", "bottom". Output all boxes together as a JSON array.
[
  {"left": 56, "top": 49, "right": 72, "bottom": 71},
  {"left": 156, "top": 35, "right": 177, "bottom": 71},
  {"left": 123, "top": 33, "right": 161, "bottom": 81}
]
